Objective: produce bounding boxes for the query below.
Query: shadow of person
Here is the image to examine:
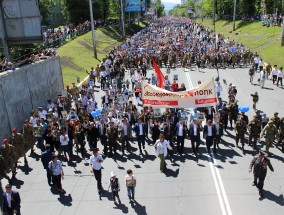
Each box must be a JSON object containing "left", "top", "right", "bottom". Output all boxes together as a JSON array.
[
  {"left": 58, "top": 193, "right": 73, "bottom": 206},
  {"left": 164, "top": 168, "right": 179, "bottom": 178},
  {"left": 12, "top": 178, "right": 24, "bottom": 189},
  {"left": 17, "top": 164, "right": 33, "bottom": 175},
  {"left": 131, "top": 200, "right": 148, "bottom": 215},
  {"left": 260, "top": 191, "right": 284, "bottom": 205},
  {"left": 100, "top": 190, "right": 113, "bottom": 201},
  {"left": 113, "top": 203, "right": 129, "bottom": 214}
]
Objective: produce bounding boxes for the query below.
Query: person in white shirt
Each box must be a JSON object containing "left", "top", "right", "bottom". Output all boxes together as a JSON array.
[
  {"left": 259, "top": 70, "right": 266, "bottom": 88},
  {"left": 272, "top": 65, "right": 278, "bottom": 84},
  {"left": 60, "top": 130, "right": 70, "bottom": 161},
  {"left": 38, "top": 107, "right": 47, "bottom": 120},
  {"left": 259, "top": 59, "right": 264, "bottom": 71},
  {"left": 154, "top": 134, "right": 172, "bottom": 172},
  {"left": 216, "top": 82, "right": 222, "bottom": 98},
  {"left": 89, "top": 148, "right": 104, "bottom": 197},
  {"left": 253, "top": 56, "right": 259, "bottom": 71},
  {"left": 47, "top": 99, "right": 54, "bottom": 110},
  {"left": 125, "top": 169, "right": 136, "bottom": 202},
  {"left": 277, "top": 67, "right": 283, "bottom": 88}
]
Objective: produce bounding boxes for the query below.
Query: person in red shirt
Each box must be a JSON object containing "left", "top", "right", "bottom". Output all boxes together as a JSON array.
[{"left": 171, "top": 80, "right": 179, "bottom": 92}]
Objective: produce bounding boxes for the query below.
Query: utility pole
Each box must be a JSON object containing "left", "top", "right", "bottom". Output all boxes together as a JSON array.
[
  {"left": 213, "top": 0, "right": 216, "bottom": 32},
  {"left": 281, "top": 20, "right": 284, "bottom": 46},
  {"left": 233, "top": 0, "right": 236, "bottom": 31},
  {"left": 0, "top": 0, "right": 10, "bottom": 62},
  {"left": 120, "top": 0, "right": 125, "bottom": 38},
  {"left": 88, "top": 0, "right": 97, "bottom": 59}
]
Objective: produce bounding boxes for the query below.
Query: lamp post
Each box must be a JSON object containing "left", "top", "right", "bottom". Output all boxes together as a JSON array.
[
  {"left": 120, "top": 0, "right": 125, "bottom": 38},
  {"left": 88, "top": 0, "right": 97, "bottom": 59},
  {"left": 281, "top": 19, "right": 284, "bottom": 46},
  {"left": 233, "top": 0, "right": 236, "bottom": 31}
]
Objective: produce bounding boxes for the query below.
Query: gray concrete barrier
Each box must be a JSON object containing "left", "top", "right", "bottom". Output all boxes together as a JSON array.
[{"left": 0, "top": 56, "right": 64, "bottom": 142}]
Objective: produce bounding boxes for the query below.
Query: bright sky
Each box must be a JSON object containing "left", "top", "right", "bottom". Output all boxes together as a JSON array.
[{"left": 161, "top": 0, "right": 181, "bottom": 3}]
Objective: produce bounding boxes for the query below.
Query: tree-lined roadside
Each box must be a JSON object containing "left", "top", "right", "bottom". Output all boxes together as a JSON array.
[{"left": 196, "top": 18, "right": 284, "bottom": 67}]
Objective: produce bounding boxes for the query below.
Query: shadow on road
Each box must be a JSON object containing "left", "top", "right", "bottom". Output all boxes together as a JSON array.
[
  {"left": 58, "top": 193, "right": 73, "bottom": 206},
  {"left": 260, "top": 191, "right": 284, "bottom": 206},
  {"left": 131, "top": 200, "right": 148, "bottom": 215}
]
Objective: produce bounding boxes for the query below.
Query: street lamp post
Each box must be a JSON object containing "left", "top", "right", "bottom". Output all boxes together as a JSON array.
[
  {"left": 120, "top": 0, "right": 125, "bottom": 38},
  {"left": 88, "top": 0, "right": 97, "bottom": 59},
  {"left": 213, "top": 0, "right": 216, "bottom": 32},
  {"left": 233, "top": 0, "right": 236, "bottom": 31},
  {"left": 281, "top": 19, "right": 284, "bottom": 46}
]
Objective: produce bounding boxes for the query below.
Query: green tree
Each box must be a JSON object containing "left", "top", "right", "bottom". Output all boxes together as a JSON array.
[{"left": 39, "top": 0, "right": 56, "bottom": 25}]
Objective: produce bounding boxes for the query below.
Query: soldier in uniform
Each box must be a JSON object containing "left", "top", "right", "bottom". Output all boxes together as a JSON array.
[
  {"left": 260, "top": 120, "right": 279, "bottom": 155},
  {"left": 250, "top": 92, "right": 259, "bottom": 109},
  {"left": 75, "top": 120, "right": 86, "bottom": 155},
  {"left": 277, "top": 117, "right": 284, "bottom": 153},
  {"left": 248, "top": 116, "right": 261, "bottom": 150},
  {"left": 106, "top": 122, "right": 118, "bottom": 157},
  {"left": 235, "top": 116, "right": 247, "bottom": 152},
  {"left": 0, "top": 153, "right": 12, "bottom": 184},
  {"left": 12, "top": 128, "right": 27, "bottom": 164},
  {"left": 249, "top": 150, "right": 274, "bottom": 197},
  {"left": 271, "top": 112, "right": 280, "bottom": 130},
  {"left": 1, "top": 139, "right": 17, "bottom": 179},
  {"left": 23, "top": 119, "right": 35, "bottom": 155}
]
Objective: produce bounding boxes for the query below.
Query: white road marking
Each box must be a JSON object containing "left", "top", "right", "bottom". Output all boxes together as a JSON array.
[
  {"left": 212, "top": 153, "right": 233, "bottom": 215},
  {"left": 185, "top": 70, "right": 194, "bottom": 89},
  {"left": 207, "top": 154, "right": 227, "bottom": 215}
]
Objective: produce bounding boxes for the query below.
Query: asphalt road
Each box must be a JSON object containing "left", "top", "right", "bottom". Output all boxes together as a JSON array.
[{"left": 2, "top": 65, "right": 284, "bottom": 215}]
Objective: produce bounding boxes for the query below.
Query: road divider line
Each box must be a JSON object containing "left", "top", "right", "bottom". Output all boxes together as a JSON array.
[
  {"left": 212, "top": 153, "right": 233, "bottom": 215},
  {"left": 185, "top": 70, "right": 194, "bottom": 89},
  {"left": 207, "top": 154, "right": 227, "bottom": 215}
]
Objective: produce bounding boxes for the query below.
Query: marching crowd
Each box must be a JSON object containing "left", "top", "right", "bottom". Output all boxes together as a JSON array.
[{"left": 1, "top": 17, "right": 284, "bottom": 213}]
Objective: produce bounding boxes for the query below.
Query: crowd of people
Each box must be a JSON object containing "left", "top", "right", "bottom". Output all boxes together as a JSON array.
[
  {"left": 1, "top": 17, "right": 283, "bottom": 212},
  {"left": 261, "top": 13, "right": 284, "bottom": 27},
  {"left": 0, "top": 19, "right": 120, "bottom": 73}
]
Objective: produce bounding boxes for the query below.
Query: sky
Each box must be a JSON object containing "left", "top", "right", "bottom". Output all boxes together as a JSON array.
[
  {"left": 162, "top": 0, "right": 181, "bottom": 4},
  {"left": 161, "top": 0, "right": 181, "bottom": 3}
]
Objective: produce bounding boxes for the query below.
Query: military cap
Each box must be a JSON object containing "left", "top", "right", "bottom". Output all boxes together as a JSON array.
[
  {"left": 274, "top": 112, "right": 278, "bottom": 115},
  {"left": 12, "top": 128, "right": 17, "bottom": 132},
  {"left": 3, "top": 139, "right": 8, "bottom": 143},
  {"left": 24, "top": 119, "right": 29, "bottom": 123},
  {"left": 259, "top": 150, "right": 266, "bottom": 156}
]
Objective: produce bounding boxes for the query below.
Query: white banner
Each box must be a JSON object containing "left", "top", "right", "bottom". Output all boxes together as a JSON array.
[{"left": 142, "top": 78, "right": 217, "bottom": 108}]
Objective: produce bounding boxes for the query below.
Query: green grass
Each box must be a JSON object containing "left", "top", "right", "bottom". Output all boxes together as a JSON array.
[
  {"left": 196, "top": 19, "right": 284, "bottom": 67},
  {"left": 57, "top": 23, "right": 146, "bottom": 86}
]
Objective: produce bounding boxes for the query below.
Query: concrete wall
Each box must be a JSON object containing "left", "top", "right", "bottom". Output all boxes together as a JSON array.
[{"left": 0, "top": 56, "right": 63, "bottom": 141}]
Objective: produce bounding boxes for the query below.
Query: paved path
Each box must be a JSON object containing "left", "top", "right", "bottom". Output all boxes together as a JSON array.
[{"left": 1, "top": 65, "right": 284, "bottom": 215}]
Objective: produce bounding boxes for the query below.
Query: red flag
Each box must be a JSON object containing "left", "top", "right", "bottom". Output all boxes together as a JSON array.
[{"left": 153, "top": 59, "right": 165, "bottom": 88}]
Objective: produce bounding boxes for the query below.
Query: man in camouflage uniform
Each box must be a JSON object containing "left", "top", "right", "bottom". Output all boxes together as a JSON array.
[
  {"left": 0, "top": 153, "right": 12, "bottom": 184},
  {"left": 277, "top": 117, "right": 284, "bottom": 153},
  {"left": 235, "top": 116, "right": 247, "bottom": 151},
  {"left": 1, "top": 139, "right": 17, "bottom": 179},
  {"left": 106, "top": 121, "right": 118, "bottom": 157},
  {"left": 248, "top": 116, "right": 261, "bottom": 150},
  {"left": 260, "top": 120, "right": 279, "bottom": 155},
  {"left": 12, "top": 128, "right": 27, "bottom": 164},
  {"left": 271, "top": 112, "right": 280, "bottom": 130},
  {"left": 23, "top": 119, "right": 35, "bottom": 155}
]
